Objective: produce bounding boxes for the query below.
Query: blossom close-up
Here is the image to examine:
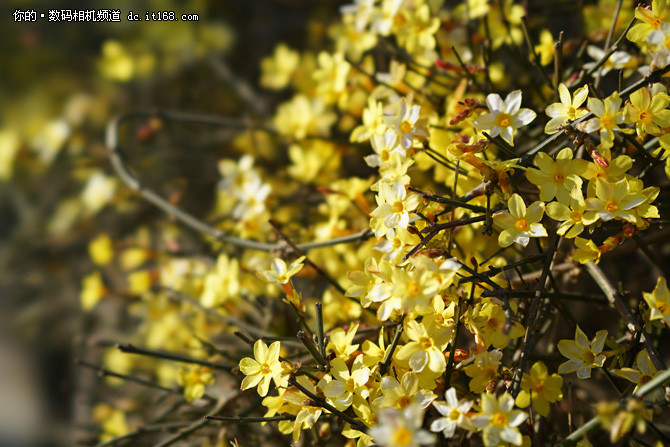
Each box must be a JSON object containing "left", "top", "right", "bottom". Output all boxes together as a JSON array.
[{"left": 472, "top": 90, "right": 536, "bottom": 145}]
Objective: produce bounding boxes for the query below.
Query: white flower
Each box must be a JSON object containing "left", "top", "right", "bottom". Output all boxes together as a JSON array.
[
  {"left": 471, "top": 393, "right": 528, "bottom": 446},
  {"left": 430, "top": 387, "right": 474, "bottom": 438},
  {"left": 472, "top": 90, "right": 536, "bottom": 146},
  {"left": 370, "top": 181, "right": 421, "bottom": 237},
  {"left": 384, "top": 97, "right": 429, "bottom": 149},
  {"left": 583, "top": 45, "right": 632, "bottom": 76},
  {"left": 369, "top": 404, "right": 436, "bottom": 447}
]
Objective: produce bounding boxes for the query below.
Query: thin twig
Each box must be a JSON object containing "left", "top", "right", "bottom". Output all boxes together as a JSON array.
[
  {"left": 554, "top": 31, "right": 564, "bottom": 91},
  {"left": 269, "top": 219, "right": 346, "bottom": 295},
  {"left": 106, "top": 111, "right": 375, "bottom": 253},
  {"left": 152, "top": 398, "right": 228, "bottom": 447},
  {"left": 594, "top": 0, "right": 624, "bottom": 89},
  {"left": 288, "top": 375, "right": 368, "bottom": 432},
  {"left": 403, "top": 215, "right": 487, "bottom": 260},
  {"left": 520, "top": 16, "right": 555, "bottom": 91},
  {"left": 76, "top": 359, "right": 182, "bottom": 394},
  {"left": 380, "top": 319, "right": 404, "bottom": 376},
  {"left": 206, "top": 415, "right": 295, "bottom": 423},
  {"left": 116, "top": 343, "right": 234, "bottom": 371},
  {"left": 583, "top": 262, "right": 667, "bottom": 371},
  {"left": 511, "top": 233, "right": 561, "bottom": 398}
]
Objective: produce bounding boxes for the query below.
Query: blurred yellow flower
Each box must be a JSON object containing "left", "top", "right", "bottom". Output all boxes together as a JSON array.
[{"left": 557, "top": 326, "right": 607, "bottom": 379}]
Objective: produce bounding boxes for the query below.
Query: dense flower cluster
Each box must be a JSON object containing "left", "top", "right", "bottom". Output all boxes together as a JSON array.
[{"left": 42, "top": 0, "right": 670, "bottom": 446}]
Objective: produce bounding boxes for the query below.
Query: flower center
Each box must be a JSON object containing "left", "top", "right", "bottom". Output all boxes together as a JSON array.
[
  {"left": 486, "top": 317, "right": 500, "bottom": 330},
  {"left": 449, "top": 408, "right": 462, "bottom": 421},
  {"left": 260, "top": 363, "right": 271, "bottom": 375},
  {"left": 570, "top": 210, "right": 583, "bottom": 222},
  {"left": 533, "top": 383, "right": 546, "bottom": 394},
  {"left": 492, "top": 412, "right": 508, "bottom": 428},
  {"left": 639, "top": 374, "right": 653, "bottom": 385},
  {"left": 601, "top": 114, "right": 615, "bottom": 129},
  {"left": 398, "top": 395, "right": 412, "bottom": 408},
  {"left": 392, "top": 427, "right": 413, "bottom": 447},
  {"left": 567, "top": 106, "right": 578, "bottom": 120},
  {"left": 605, "top": 200, "right": 618, "bottom": 213},
  {"left": 582, "top": 350, "right": 595, "bottom": 365},
  {"left": 399, "top": 120, "right": 413, "bottom": 134},
  {"left": 419, "top": 336, "right": 433, "bottom": 349},
  {"left": 392, "top": 201, "right": 405, "bottom": 214},
  {"left": 381, "top": 150, "right": 390, "bottom": 162},
  {"left": 407, "top": 282, "right": 420, "bottom": 296},
  {"left": 638, "top": 110, "right": 653, "bottom": 124},
  {"left": 495, "top": 113, "right": 512, "bottom": 127},
  {"left": 515, "top": 218, "right": 529, "bottom": 231},
  {"left": 346, "top": 377, "right": 357, "bottom": 393},
  {"left": 553, "top": 172, "right": 565, "bottom": 183}
]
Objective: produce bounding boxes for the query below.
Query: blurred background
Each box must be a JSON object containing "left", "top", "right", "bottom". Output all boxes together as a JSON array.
[{"left": 0, "top": 1, "right": 335, "bottom": 445}]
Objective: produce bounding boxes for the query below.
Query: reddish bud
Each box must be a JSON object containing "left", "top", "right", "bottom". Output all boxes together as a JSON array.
[{"left": 585, "top": 142, "right": 609, "bottom": 167}]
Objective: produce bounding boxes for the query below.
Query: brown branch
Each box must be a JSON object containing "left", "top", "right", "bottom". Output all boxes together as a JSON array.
[
  {"left": 403, "top": 215, "right": 486, "bottom": 260},
  {"left": 511, "top": 233, "right": 560, "bottom": 398}
]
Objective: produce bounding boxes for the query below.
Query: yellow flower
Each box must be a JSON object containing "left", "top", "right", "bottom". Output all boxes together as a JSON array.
[
  {"left": 544, "top": 84, "right": 589, "bottom": 134},
  {"left": 239, "top": 340, "right": 283, "bottom": 396},
  {"left": 89, "top": 233, "right": 114, "bottom": 266},
  {"left": 515, "top": 361, "right": 563, "bottom": 417},
  {"left": 526, "top": 148, "right": 590, "bottom": 204},
  {"left": 274, "top": 94, "right": 336, "bottom": 140},
  {"left": 584, "top": 178, "right": 647, "bottom": 223},
  {"left": 326, "top": 322, "right": 360, "bottom": 360},
  {"left": 81, "top": 171, "right": 117, "bottom": 216},
  {"left": 624, "top": 87, "right": 670, "bottom": 137},
  {"left": 472, "top": 90, "right": 536, "bottom": 146},
  {"left": 282, "top": 376, "right": 323, "bottom": 442},
  {"left": 201, "top": 254, "right": 240, "bottom": 308},
  {"left": 474, "top": 302, "right": 524, "bottom": 349},
  {"left": 0, "top": 128, "right": 20, "bottom": 181},
  {"left": 322, "top": 354, "right": 371, "bottom": 411},
  {"left": 98, "top": 40, "right": 134, "bottom": 82},
  {"left": 257, "top": 256, "right": 305, "bottom": 285},
  {"left": 534, "top": 29, "right": 555, "bottom": 66},
  {"left": 571, "top": 237, "right": 602, "bottom": 264},
  {"left": 546, "top": 189, "right": 599, "bottom": 238},
  {"left": 373, "top": 371, "right": 436, "bottom": 411},
  {"left": 582, "top": 92, "right": 627, "bottom": 149},
  {"left": 470, "top": 393, "right": 528, "bottom": 447},
  {"left": 493, "top": 193, "right": 547, "bottom": 248},
  {"left": 627, "top": 0, "right": 668, "bottom": 44},
  {"left": 368, "top": 404, "right": 435, "bottom": 447},
  {"left": 177, "top": 365, "right": 214, "bottom": 402},
  {"left": 597, "top": 399, "right": 653, "bottom": 443},
  {"left": 642, "top": 276, "right": 670, "bottom": 327},
  {"left": 370, "top": 181, "right": 421, "bottom": 237},
  {"left": 80, "top": 271, "right": 106, "bottom": 311},
  {"left": 614, "top": 350, "right": 665, "bottom": 402},
  {"left": 127, "top": 270, "right": 152, "bottom": 295},
  {"left": 464, "top": 349, "right": 503, "bottom": 393},
  {"left": 395, "top": 318, "right": 451, "bottom": 376},
  {"left": 350, "top": 96, "right": 386, "bottom": 142},
  {"left": 260, "top": 43, "right": 299, "bottom": 90},
  {"left": 313, "top": 51, "right": 351, "bottom": 105},
  {"left": 557, "top": 326, "right": 607, "bottom": 379},
  {"left": 92, "top": 403, "right": 128, "bottom": 442}
]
